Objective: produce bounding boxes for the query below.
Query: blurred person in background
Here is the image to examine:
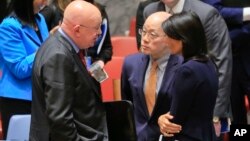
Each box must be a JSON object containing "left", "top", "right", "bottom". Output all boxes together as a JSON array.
[
  {"left": 0, "top": 0, "right": 49, "bottom": 139},
  {"left": 202, "top": 0, "right": 250, "bottom": 140},
  {"left": 203, "top": 0, "right": 250, "bottom": 125}
]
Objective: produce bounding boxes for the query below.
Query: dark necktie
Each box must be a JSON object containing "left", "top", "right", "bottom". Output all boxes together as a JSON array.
[
  {"left": 145, "top": 61, "right": 158, "bottom": 115},
  {"left": 78, "top": 50, "right": 86, "bottom": 67}
]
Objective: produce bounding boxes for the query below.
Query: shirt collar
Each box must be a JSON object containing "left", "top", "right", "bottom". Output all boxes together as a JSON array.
[
  {"left": 58, "top": 28, "right": 80, "bottom": 53},
  {"left": 164, "top": 0, "right": 185, "bottom": 14},
  {"left": 149, "top": 53, "right": 170, "bottom": 71}
]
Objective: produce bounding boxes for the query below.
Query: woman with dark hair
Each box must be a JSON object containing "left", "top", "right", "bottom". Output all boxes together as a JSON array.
[
  {"left": 158, "top": 12, "right": 218, "bottom": 141},
  {"left": 40, "top": 0, "right": 113, "bottom": 68},
  {"left": 0, "top": 0, "right": 49, "bottom": 139}
]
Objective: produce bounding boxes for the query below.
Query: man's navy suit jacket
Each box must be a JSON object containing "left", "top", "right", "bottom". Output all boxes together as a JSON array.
[{"left": 121, "top": 53, "right": 182, "bottom": 141}]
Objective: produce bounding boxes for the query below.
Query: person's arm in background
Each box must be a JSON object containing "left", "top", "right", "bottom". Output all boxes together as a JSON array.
[
  {"left": 0, "top": 26, "right": 35, "bottom": 79},
  {"left": 202, "top": 0, "right": 250, "bottom": 24},
  {"left": 202, "top": 0, "right": 250, "bottom": 50},
  {"left": 91, "top": 4, "right": 112, "bottom": 68},
  {"left": 0, "top": 18, "right": 48, "bottom": 79}
]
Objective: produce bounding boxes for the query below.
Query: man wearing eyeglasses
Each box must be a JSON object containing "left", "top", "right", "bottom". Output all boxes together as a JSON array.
[
  {"left": 121, "top": 11, "right": 182, "bottom": 141},
  {"left": 30, "top": 1, "right": 108, "bottom": 141}
]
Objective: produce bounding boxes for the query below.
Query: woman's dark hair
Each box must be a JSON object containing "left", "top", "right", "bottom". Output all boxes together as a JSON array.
[
  {"left": 0, "top": 0, "right": 8, "bottom": 23},
  {"left": 85, "top": 0, "right": 94, "bottom": 4},
  {"left": 8, "top": 0, "right": 36, "bottom": 25},
  {"left": 162, "top": 11, "right": 208, "bottom": 61}
]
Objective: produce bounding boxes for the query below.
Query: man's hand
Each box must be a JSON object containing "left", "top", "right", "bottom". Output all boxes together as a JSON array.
[
  {"left": 158, "top": 112, "right": 182, "bottom": 137},
  {"left": 95, "top": 60, "right": 105, "bottom": 69},
  {"left": 213, "top": 117, "right": 221, "bottom": 137}
]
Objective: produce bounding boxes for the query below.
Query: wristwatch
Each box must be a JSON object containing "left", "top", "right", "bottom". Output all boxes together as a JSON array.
[{"left": 213, "top": 116, "right": 220, "bottom": 123}]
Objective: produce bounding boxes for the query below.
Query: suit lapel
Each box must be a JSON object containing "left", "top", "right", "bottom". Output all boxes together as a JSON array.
[
  {"left": 153, "top": 55, "right": 182, "bottom": 113},
  {"left": 182, "top": 0, "right": 191, "bottom": 12},
  {"left": 72, "top": 48, "right": 102, "bottom": 100},
  {"left": 56, "top": 32, "right": 102, "bottom": 99},
  {"left": 23, "top": 14, "right": 49, "bottom": 47},
  {"left": 137, "top": 55, "right": 151, "bottom": 116},
  {"left": 74, "top": 49, "right": 102, "bottom": 99},
  {"left": 36, "top": 14, "right": 49, "bottom": 41},
  {"left": 23, "top": 25, "right": 41, "bottom": 47}
]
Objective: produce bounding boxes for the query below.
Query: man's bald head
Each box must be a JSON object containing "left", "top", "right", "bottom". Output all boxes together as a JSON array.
[
  {"left": 63, "top": 0, "right": 101, "bottom": 26},
  {"left": 141, "top": 12, "right": 172, "bottom": 60},
  {"left": 144, "top": 12, "right": 171, "bottom": 30},
  {"left": 61, "top": 0, "right": 102, "bottom": 49}
]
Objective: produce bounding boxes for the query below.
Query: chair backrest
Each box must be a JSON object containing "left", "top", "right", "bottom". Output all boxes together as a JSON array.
[
  {"left": 101, "top": 56, "right": 124, "bottom": 101},
  {"left": 104, "top": 100, "right": 137, "bottom": 141},
  {"left": 129, "top": 17, "right": 136, "bottom": 37},
  {"left": 6, "top": 114, "right": 31, "bottom": 140},
  {"left": 111, "top": 36, "right": 138, "bottom": 57}
]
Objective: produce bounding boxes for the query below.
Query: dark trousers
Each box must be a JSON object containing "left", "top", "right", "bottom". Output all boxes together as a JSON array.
[
  {"left": 231, "top": 57, "right": 250, "bottom": 124},
  {"left": 0, "top": 97, "right": 31, "bottom": 139}
]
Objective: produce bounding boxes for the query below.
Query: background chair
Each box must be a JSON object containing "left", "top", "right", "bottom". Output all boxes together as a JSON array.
[
  {"left": 105, "top": 100, "right": 137, "bottom": 141},
  {"left": 101, "top": 56, "right": 124, "bottom": 101},
  {"left": 6, "top": 114, "right": 31, "bottom": 140},
  {"left": 128, "top": 17, "right": 136, "bottom": 37},
  {"left": 101, "top": 36, "right": 138, "bottom": 101},
  {"left": 111, "top": 36, "right": 138, "bottom": 57}
]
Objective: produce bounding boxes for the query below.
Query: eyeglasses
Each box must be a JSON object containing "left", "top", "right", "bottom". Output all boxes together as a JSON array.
[
  {"left": 79, "top": 24, "right": 101, "bottom": 32},
  {"left": 138, "top": 28, "right": 165, "bottom": 40}
]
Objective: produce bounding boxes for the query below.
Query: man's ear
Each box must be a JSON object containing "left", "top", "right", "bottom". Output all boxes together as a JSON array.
[{"left": 73, "top": 25, "right": 81, "bottom": 37}]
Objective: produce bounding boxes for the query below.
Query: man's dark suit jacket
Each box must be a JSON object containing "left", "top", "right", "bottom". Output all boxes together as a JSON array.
[
  {"left": 30, "top": 31, "right": 108, "bottom": 141},
  {"left": 203, "top": 0, "right": 250, "bottom": 124},
  {"left": 166, "top": 59, "right": 218, "bottom": 141},
  {"left": 143, "top": 0, "right": 232, "bottom": 120},
  {"left": 121, "top": 53, "right": 182, "bottom": 141}
]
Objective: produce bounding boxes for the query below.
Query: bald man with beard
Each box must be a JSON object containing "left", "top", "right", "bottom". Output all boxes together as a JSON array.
[
  {"left": 29, "top": 1, "right": 108, "bottom": 141},
  {"left": 121, "top": 12, "right": 182, "bottom": 141}
]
